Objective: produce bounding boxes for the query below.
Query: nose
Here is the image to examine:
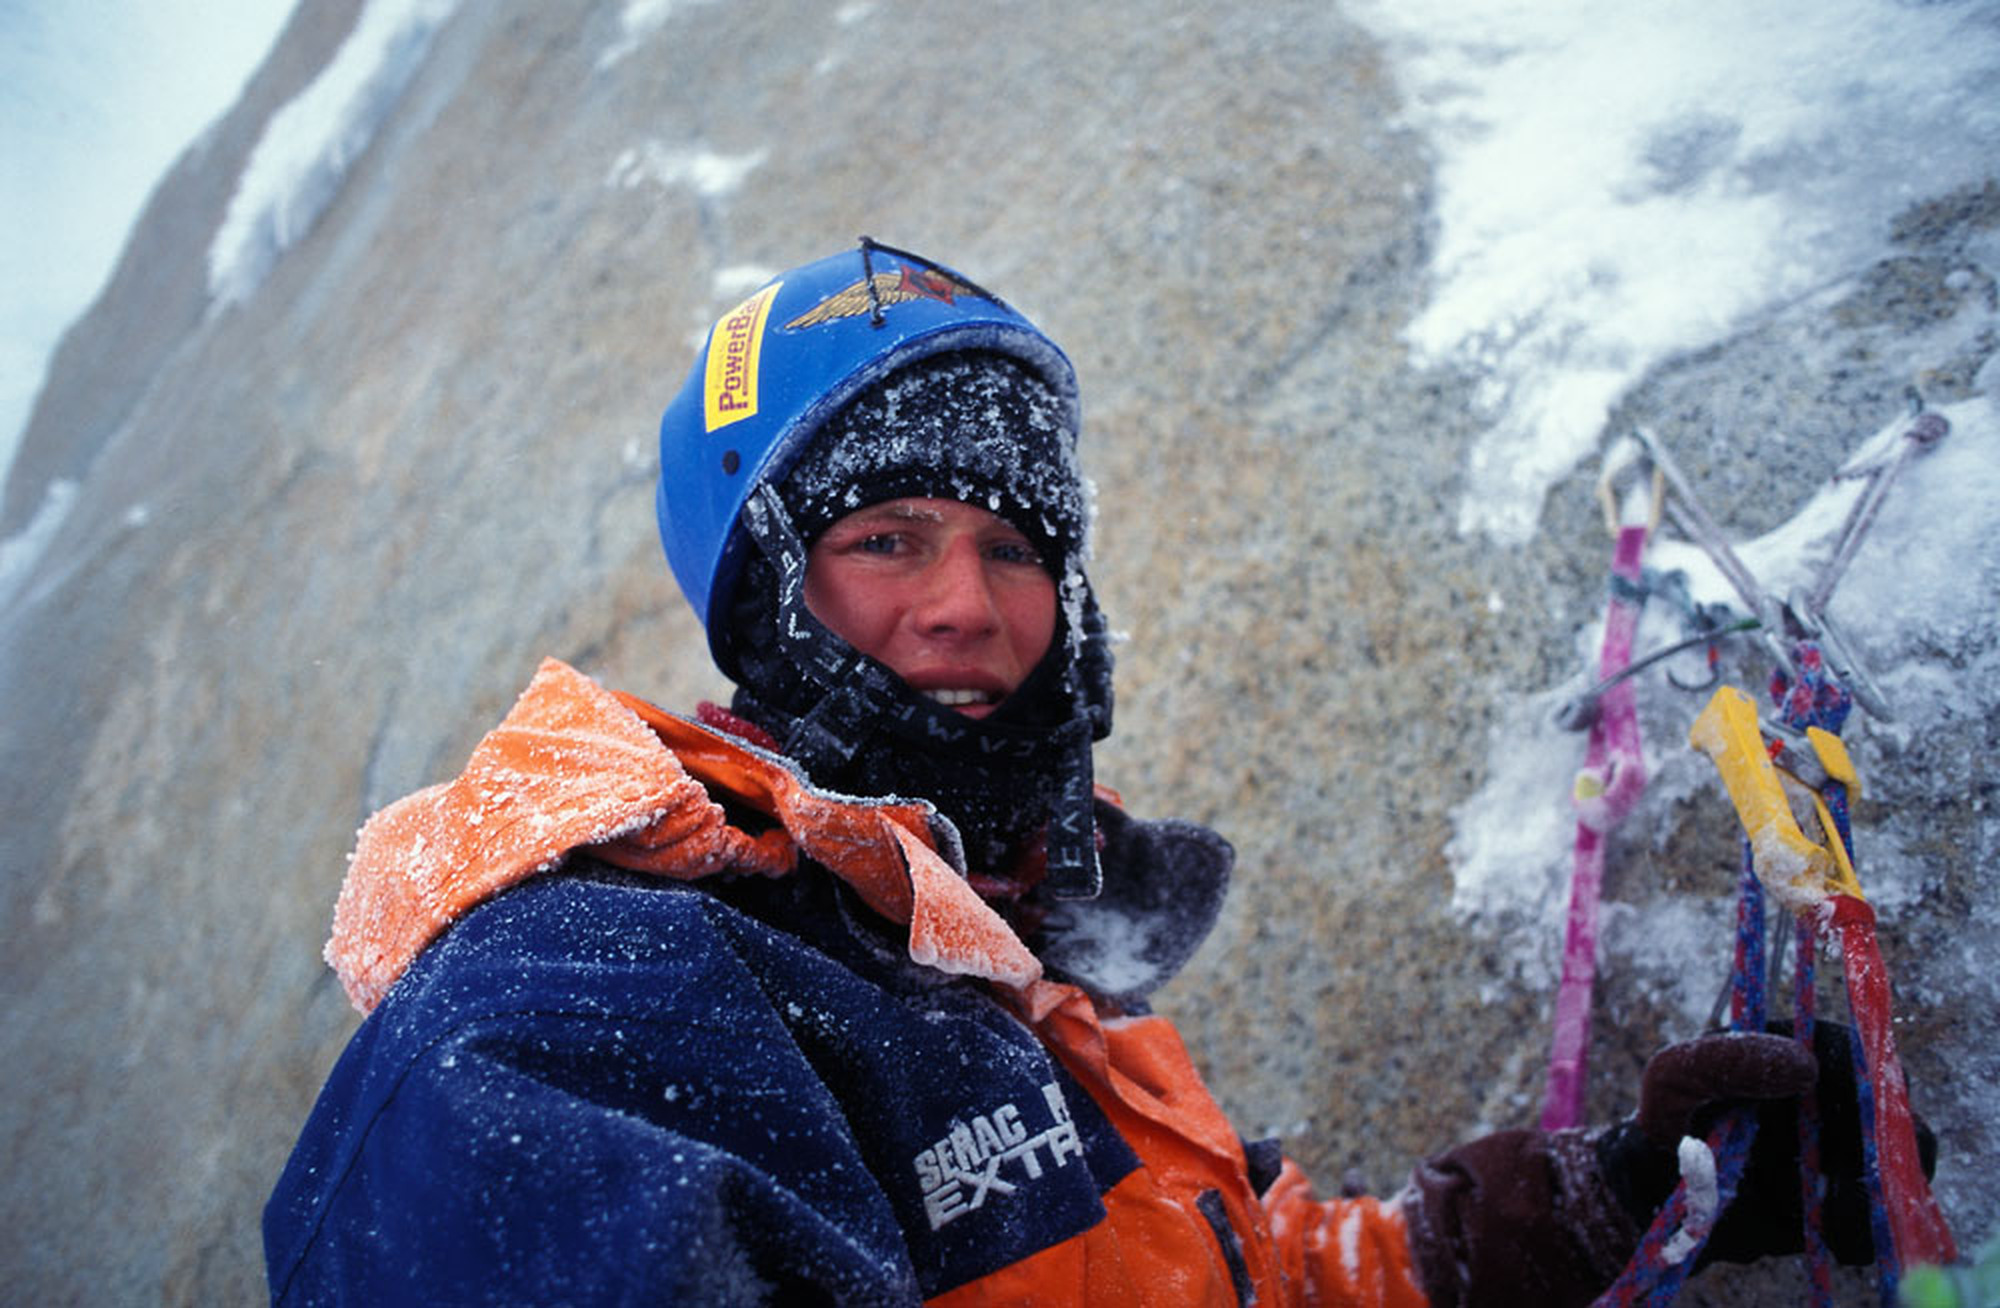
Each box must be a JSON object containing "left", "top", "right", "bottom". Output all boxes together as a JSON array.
[{"left": 911, "top": 538, "right": 1001, "bottom": 640}]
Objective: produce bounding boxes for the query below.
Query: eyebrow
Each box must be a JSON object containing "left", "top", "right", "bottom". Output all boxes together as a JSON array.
[{"left": 847, "top": 502, "right": 946, "bottom": 527}]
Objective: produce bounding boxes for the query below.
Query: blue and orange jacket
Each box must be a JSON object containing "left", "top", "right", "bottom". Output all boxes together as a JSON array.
[{"left": 265, "top": 659, "right": 1430, "bottom": 1305}]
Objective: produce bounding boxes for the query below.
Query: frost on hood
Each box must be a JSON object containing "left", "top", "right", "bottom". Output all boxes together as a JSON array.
[
  {"left": 1036, "top": 805, "right": 1233, "bottom": 1009},
  {"left": 778, "top": 350, "right": 1090, "bottom": 564},
  {"left": 328, "top": 657, "right": 1047, "bottom": 1012}
]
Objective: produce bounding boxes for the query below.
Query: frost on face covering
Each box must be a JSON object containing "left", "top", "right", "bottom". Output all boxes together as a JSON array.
[{"left": 1035, "top": 807, "right": 1232, "bottom": 1010}]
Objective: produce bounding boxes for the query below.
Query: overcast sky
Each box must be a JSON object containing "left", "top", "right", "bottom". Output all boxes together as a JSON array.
[{"left": 0, "top": 1, "right": 295, "bottom": 474}]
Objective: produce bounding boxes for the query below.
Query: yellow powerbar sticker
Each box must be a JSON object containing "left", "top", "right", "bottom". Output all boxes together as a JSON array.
[{"left": 704, "top": 282, "right": 781, "bottom": 432}]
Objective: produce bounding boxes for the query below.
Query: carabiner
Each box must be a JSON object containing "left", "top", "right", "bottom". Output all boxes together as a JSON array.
[{"left": 1688, "top": 685, "right": 1866, "bottom": 910}]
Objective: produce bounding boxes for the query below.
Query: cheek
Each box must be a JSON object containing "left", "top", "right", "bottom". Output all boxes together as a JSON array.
[
  {"left": 1003, "top": 578, "right": 1060, "bottom": 668},
  {"left": 802, "top": 564, "right": 887, "bottom": 657},
  {"left": 804, "top": 560, "right": 916, "bottom": 668}
]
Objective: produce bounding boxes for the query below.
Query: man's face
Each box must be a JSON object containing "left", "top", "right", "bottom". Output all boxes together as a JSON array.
[{"left": 803, "top": 497, "right": 1058, "bottom": 720}]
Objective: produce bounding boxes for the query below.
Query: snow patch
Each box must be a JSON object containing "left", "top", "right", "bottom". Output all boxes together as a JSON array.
[
  {"left": 1599, "top": 896, "right": 1735, "bottom": 1027},
  {"left": 1347, "top": 0, "right": 2000, "bottom": 543},
  {"left": 712, "top": 264, "right": 780, "bottom": 301},
  {"left": 596, "top": 0, "right": 723, "bottom": 72},
  {"left": 1043, "top": 903, "right": 1158, "bottom": 998},
  {"left": 607, "top": 142, "right": 767, "bottom": 198},
  {"left": 0, "top": 477, "right": 79, "bottom": 614},
  {"left": 208, "top": 0, "right": 462, "bottom": 306},
  {"left": 1445, "top": 687, "right": 1583, "bottom": 932}
]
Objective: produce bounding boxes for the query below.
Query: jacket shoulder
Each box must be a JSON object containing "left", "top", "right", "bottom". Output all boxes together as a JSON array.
[
  {"left": 267, "top": 872, "right": 1137, "bottom": 1304},
  {"left": 267, "top": 872, "right": 923, "bottom": 1303}
]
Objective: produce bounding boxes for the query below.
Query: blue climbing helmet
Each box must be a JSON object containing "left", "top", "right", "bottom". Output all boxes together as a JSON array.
[
  {"left": 657, "top": 238, "right": 1082, "bottom": 679},
  {"left": 655, "top": 239, "right": 1112, "bottom": 897}
]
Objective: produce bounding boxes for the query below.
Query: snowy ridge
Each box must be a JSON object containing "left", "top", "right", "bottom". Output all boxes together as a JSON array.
[
  {"left": 1447, "top": 391, "right": 2000, "bottom": 1022},
  {"left": 208, "top": 0, "right": 463, "bottom": 307},
  {"left": 1346, "top": 0, "right": 2000, "bottom": 544}
]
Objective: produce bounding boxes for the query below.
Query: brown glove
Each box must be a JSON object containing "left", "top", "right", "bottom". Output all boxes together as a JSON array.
[
  {"left": 1407, "top": 1124, "right": 1638, "bottom": 1308},
  {"left": 1406, "top": 1029, "right": 1830, "bottom": 1308},
  {"left": 1597, "top": 1020, "right": 1937, "bottom": 1266},
  {"left": 1631, "top": 1027, "right": 1817, "bottom": 1146}
]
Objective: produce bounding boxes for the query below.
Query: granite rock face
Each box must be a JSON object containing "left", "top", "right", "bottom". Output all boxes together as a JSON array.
[{"left": 1, "top": 3, "right": 1992, "bottom": 1301}]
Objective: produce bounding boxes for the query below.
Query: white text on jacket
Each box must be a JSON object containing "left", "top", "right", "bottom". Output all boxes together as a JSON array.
[{"left": 915, "top": 1083, "right": 1083, "bottom": 1229}]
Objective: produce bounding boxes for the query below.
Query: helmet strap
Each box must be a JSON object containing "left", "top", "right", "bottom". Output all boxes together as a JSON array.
[{"left": 741, "top": 484, "right": 889, "bottom": 773}]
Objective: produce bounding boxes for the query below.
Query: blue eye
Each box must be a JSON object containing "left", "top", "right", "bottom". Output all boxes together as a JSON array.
[
  {"left": 858, "top": 534, "right": 901, "bottom": 554},
  {"left": 988, "top": 541, "right": 1040, "bottom": 565}
]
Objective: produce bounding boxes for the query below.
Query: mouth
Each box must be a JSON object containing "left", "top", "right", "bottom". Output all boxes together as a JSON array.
[
  {"left": 904, "top": 668, "right": 1013, "bottom": 718},
  {"left": 921, "top": 687, "right": 1003, "bottom": 712}
]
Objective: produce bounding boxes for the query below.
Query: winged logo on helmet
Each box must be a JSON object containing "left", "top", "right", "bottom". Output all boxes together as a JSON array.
[{"left": 784, "top": 264, "right": 990, "bottom": 330}]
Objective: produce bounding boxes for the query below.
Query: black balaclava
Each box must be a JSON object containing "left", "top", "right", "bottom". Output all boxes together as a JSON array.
[{"left": 727, "top": 350, "right": 1113, "bottom": 895}]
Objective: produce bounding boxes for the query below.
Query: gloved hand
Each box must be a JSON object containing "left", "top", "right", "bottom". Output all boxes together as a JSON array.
[
  {"left": 1595, "top": 1020, "right": 1939, "bottom": 1265},
  {"left": 1405, "top": 1022, "right": 1940, "bottom": 1307}
]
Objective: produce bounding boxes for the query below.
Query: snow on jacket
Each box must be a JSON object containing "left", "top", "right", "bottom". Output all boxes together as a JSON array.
[{"left": 265, "top": 658, "right": 1435, "bottom": 1304}]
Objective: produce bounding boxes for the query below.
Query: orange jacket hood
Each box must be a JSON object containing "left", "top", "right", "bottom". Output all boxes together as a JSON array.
[{"left": 325, "top": 657, "right": 1040, "bottom": 1012}]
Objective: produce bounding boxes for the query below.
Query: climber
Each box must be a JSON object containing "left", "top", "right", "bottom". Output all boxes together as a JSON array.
[{"left": 264, "top": 241, "right": 1922, "bottom": 1306}]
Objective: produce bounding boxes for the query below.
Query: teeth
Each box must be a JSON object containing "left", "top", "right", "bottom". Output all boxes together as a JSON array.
[{"left": 925, "top": 688, "right": 991, "bottom": 707}]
